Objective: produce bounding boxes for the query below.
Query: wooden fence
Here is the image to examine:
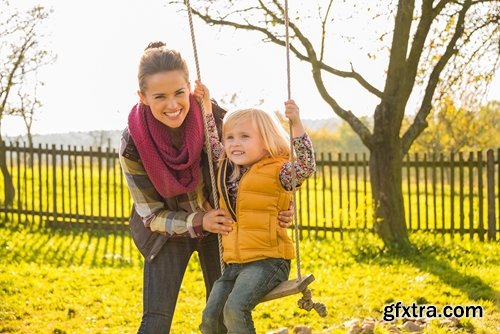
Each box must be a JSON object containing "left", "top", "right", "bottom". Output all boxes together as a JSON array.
[{"left": 0, "top": 141, "right": 498, "bottom": 240}]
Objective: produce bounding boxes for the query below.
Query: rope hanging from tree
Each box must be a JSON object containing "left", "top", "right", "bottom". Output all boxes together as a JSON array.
[
  {"left": 183, "top": 0, "right": 327, "bottom": 317},
  {"left": 284, "top": 0, "right": 302, "bottom": 283},
  {"left": 184, "top": 0, "right": 225, "bottom": 276}
]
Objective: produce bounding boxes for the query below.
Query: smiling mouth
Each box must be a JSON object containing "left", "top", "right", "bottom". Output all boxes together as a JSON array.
[
  {"left": 231, "top": 151, "right": 244, "bottom": 156},
  {"left": 164, "top": 110, "right": 181, "bottom": 119}
]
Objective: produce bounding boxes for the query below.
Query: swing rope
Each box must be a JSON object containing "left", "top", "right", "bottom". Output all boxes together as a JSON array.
[
  {"left": 184, "top": 0, "right": 301, "bottom": 278},
  {"left": 184, "top": 0, "right": 225, "bottom": 275},
  {"left": 284, "top": 0, "right": 303, "bottom": 282},
  {"left": 183, "top": 0, "right": 327, "bottom": 317},
  {"left": 282, "top": 1, "right": 326, "bottom": 317},
  {"left": 279, "top": 1, "right": 326, "bottom": 317}
]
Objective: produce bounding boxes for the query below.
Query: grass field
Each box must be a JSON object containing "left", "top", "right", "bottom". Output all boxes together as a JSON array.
[{"left": 0, "top": 225, "right": 499, "bottom": 333}]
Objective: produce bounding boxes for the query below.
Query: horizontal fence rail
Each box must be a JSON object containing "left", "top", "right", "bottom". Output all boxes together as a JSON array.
[{"left": 0, "top": 141, "right": 499, "bottom": 240}]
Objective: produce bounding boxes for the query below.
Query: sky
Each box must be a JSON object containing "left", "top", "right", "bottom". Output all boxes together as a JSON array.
[{"left": 3, "top": 0, "right": 499, "bottom": 137}]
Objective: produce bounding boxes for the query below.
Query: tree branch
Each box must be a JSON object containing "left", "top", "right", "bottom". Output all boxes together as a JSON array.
[
  {"left": 312, "top": 63, "right": 374, "bottom": 149},
  {"left": 396, "top": 0, "right": 435, "bottom": 115},
  {"left": 272, "top": 0, "right": 384, "bottom": 98},
  {"left": 383, "top": 0, "right": 415, "bottom": 99},
  {"left": 318, "top": 0, "right": 334, "bottom": 62},
  {"left": 191, "top": 4, "right": 373, "bottom": 147},
  {"left": 191, "top": 6, "right": 383, "bottom": 98},
  {"left": 0, "top": 38, "right": 31, "bottom": 118},
  {"left": 402, "top": 0, "right": 472, "bottom": 154}
]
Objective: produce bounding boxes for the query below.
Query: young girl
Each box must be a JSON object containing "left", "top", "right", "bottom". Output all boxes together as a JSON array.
[{"left": 196, "top": 83, "right": 316, "bottom": 334}]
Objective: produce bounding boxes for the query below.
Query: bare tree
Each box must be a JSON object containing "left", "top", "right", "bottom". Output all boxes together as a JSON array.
[
  {"left": 0, "top": 1, "right": 53, "bottom": 207},
  {"left": 11, "top": 78, "right": 43, "bottom": 148},
  {"left": 176, "top": 0, "right": 500, "bottom": 248}
]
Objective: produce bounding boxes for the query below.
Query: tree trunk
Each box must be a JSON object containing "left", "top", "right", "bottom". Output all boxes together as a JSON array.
[
  {"left": 370, "top": 104, "right": 410, "bottom": 249},
  {"left": 0, "top": 140, "right": 15, "bottom": 207}
]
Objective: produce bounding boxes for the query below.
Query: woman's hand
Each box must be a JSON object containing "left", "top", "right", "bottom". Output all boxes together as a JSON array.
[
  {"left": 202, "top": 209, "right": 233, "bottom": 235},
  {"left": 194, "top": 80, "right": 213, "bottom": 115},
  {"left": 278, "top": 202, "right": 295, "bottom": 228}
]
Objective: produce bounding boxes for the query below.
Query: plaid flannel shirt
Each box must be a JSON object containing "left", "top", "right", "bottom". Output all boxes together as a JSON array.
[{"left": 119, "top": 131, "right": 207, "bottom": 239}]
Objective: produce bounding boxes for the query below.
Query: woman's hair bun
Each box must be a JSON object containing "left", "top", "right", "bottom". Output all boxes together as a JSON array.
[{"left": 145, "top": 41, "right": 166, "bottom": 50}]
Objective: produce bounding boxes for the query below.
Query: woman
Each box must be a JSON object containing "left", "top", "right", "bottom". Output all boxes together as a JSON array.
[{"left": 119, "top": 41, "right": 293, "bottom": 333}]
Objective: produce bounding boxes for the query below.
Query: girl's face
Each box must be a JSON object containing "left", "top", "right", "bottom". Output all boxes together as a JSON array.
[
  {"left": 138, "top": 70, "right": 190, "bottom": 129},
  {"left": 223, "top": 119, "right": 268, "bottom": 167}
]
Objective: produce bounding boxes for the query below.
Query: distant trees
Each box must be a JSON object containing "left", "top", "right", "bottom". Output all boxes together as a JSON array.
[
  {"left": 0, "top": 1, "right": 53, "bottom": 206},
  {"left": 307, "top": 98, "right": 500, "bottom": 155},
  {"left": 308, "top": 99, "right": 499, "bottom": 156},
  {"left": 308, "top": 128, "right": 342, "bottom": 155},
  {"left": 307, "top": 118, "right": 370, "bottom": 155},
  {"left": 409, "top": 98, "right": 500, "bottom": 155}
]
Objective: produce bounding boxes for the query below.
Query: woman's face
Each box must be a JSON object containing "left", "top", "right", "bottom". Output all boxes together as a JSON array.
[{"left": 138, "top": 70, "right": 190, "bottom": 128}]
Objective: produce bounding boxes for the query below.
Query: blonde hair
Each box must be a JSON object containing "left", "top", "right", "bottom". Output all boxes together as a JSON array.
[{"left": 222, "top": 108, "right": 291, "bottom": 181}]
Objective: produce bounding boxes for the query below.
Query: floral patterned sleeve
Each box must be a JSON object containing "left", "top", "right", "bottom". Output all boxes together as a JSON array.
[
  {"left": 205, "top": 113, "right": 224, "bottom": 161},
  {"left": 280, "top": 133, "right": 316, "bottom": 191}
]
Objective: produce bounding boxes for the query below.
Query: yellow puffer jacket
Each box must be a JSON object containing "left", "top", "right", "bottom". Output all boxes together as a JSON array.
[{"left": 217, "top": 157, "right": 295, "bottom": 264}]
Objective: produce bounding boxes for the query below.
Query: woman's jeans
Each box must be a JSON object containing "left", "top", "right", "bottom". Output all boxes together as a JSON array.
[
  {"left": 200, "top": 258, "right": 290, "bottom": 334},
  {"left": 137, "top": 233, "right": 223, "bottom": 334}
]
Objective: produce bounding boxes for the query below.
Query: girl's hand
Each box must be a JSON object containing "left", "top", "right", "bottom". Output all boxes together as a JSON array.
[
  {"left": 194, "top": 80, "right": 213, "bottom": 115},
  {"left": 284, "top": 99, "right": 300, "bottom": 125},
  {"left": 202, "top": 209, "right": 233, "bottom": 235},
  {"left": 284, "top": 99, "right": 305, "bottom": 137}
]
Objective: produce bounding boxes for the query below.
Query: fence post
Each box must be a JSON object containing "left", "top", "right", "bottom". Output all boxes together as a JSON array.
[
  {"left": 486, "top": 149, "right": 496, "bottom": 241},
  {"left": 51, "top": 144, "right": 57, "bottom": 227},
  {"left": 0, "top": 140, "right": 4, "bottom": 224},
  {"left": 477, "top": 151, "right": 484, "bottom": 241}
]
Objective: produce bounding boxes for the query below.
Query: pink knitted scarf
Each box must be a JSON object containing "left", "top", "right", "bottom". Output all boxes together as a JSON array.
[{"left": 127, "top": 95, "right": 204, "bottom": 198}]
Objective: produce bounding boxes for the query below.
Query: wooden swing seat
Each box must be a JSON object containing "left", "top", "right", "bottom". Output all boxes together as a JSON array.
[{"left": 260, "top": 273, "right": 315, "bottom": 302}]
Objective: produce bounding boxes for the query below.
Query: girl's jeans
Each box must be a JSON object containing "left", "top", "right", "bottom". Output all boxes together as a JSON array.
[
  {"left": 200, "top": 258, "right": 290, "bottom": 334},
  {"left": 137, "top": 233, "right": 223, "bottom": 334}
]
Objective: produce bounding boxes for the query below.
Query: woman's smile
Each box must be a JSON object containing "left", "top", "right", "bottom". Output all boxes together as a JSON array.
[
  {"left": 138, "top": 70, "right": 191, "bottom": 129},
  {"left": 164, "top": 110, "right": 182, "bottom": 119}
]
